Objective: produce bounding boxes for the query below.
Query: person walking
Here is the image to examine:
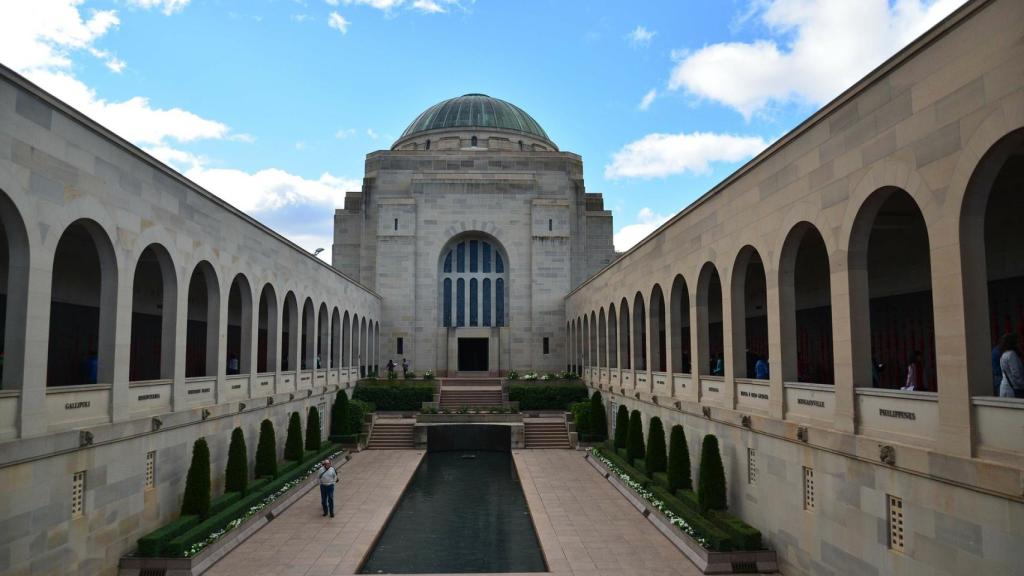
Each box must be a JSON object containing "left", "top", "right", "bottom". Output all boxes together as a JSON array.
[
  {"left": 998, "top": 333, "right": 1024, "bottom": 398},
  {"left": 319, "top": 459, "right": 338, "bottom": 517},
  {"left": 402, "top": 357, "right": 410, "bottom": 378}
]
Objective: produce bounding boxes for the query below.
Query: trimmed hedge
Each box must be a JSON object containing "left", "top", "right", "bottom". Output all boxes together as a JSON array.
[
  {"left": 626, "top": 410, "right": 645, "bottom": 465},
  {"left": 305, "top": 406, "right": 321, "bottom": 452},
  {"left": 589, "top": 391, "right": 608, "bottom": 441},
  {"left": 254, "top": 419, "right": 277, "bottom": 479},
  {"left": 508, "top": 381, "right": 587, "bottom": 410},
  {"left": 649, "top": 485, "right": 733, "bottom": 551},
  {"left": 331, "top": 390, "right": 350, "bottom": 435},
  {"left": 667, "top": 425, "right": 692, "bottom": 492},
  {"left": 224, "top": 427, "right": 248, "bottom": 495},
  {"left": 152, "top": 446, "right": 337, "bottom": 557},
  {"left": 570, "top": 401, "right": 592, "bottom": 437},
  {"left": 348, "top": 399, "right": 374, "bottom": 435},
  {"left": 698, "top": 434, "right": 727, "bottom": 513},
  {"left": 353, "top": 380, "right": 435, "bottom": 410},
  {"left": 710, "top": 510, "right": 762, "bottom": 550},
  {"left": 613, "top": 405, "right": 629, "bottom": 449},
  {"left": 180, "top": 438, "right": 211, "bottom": 518},
  {"left": 598, "top": 444, "right": 650, "bottom": 489},
  {"left": 646, "top": 417, "right": 667, "bottom": 475},
  {"left": 284, "top": 412, "right": 303, "bottom": 462}
]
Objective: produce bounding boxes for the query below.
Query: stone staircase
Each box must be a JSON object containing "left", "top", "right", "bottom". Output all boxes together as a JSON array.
[
  {"left": 438, "top": 378, "right": 504, "bottom": 408},
  {"left": 367, "top": 418, "right": 415, "bottom": 449},
  {"left": 524, "top": 417, "right": 571, "bottom": 449}
]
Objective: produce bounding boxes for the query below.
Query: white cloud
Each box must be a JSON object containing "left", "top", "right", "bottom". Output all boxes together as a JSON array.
[
  {"left": 184, "top": 165, "right": 359, "bottom": 212},
  {"left": 0, "top": 0, "right": 120, "bottom": 73},
  {"left": 291, "top": 13, "right": 311, "bottom": 22},
  {"left": 628, "top": 25, "right": 656, "bottom": 47},
  {"left": 343, "top": 0, "right": 404, "bottom": 10},
  {"left": 104, "top": 56, "right": 126, "bottom": 73},
  {"left": 335, "top": 128, "right": 356, "bottom": 139},
  {"left": 366, "top": 128, "right": 379, "bottom": 139},
  {"left": 338, "top": 0, "right": 460, "bottom": 15},
  {"left": 614, "top": 208, "right": 670, "bottom": 252},
  {"left": 638, "top": 88, "right": 657, "bottom": 111},
  {"left": 125, "top": 0, "right": 191, "bottom": 15},
  {"left": 328, "top": 11, "right": 350, "bottom": 33},
  {"left": 294, "top": 141, "right": 308, "bottom": 150},
  {"left": 412, "top": 0, "right": 446, "bottom": 13},
  {"left": 605, "top": 131, "right": 767, "bottom": 179},
  {"left": 668, "top": 0, "right": 965, "bottom": 119}
]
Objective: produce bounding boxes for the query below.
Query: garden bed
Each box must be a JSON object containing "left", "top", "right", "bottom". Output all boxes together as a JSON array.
[
  {"left": 123, "top": 445, "right": 347, "bottom": 575},
  {"left": 354, "top": 380, "right": 436, "bottom": 410},
  {"left": 508, "top": 380, "right": 587, "bottom": 410},
  {"left": 585, "top": 448, "right": 777, "bottom": 574}
]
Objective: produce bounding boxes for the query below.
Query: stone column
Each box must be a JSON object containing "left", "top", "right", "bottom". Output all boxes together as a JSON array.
[
  {"left": 17, "top": 260, "right": 52, "bottom": 437},
  {"left": 829, "top": 260, "right": 859, "bottom": 434},
  {"left": 110, "top": 265, "right": 133, "bottom": 423},
  {"left": 722, "top": 265, "right": 738, "bottom": 410},
  {"left": 765, "top": 264, "right": 785, "bottom": 420}
]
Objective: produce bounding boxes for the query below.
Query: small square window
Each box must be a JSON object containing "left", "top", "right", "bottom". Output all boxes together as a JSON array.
[
  {"left": 543, "top": 337, "right": 550, "bottom": 355},
  {"left": 888, "top": 495, "right": 904, "bottom": 552},
  {"left": 548, "top": 219, "right": 553, "bottom": 232},
  {"left": 72, "top": 471, "right": 86, "bottom": 518},
  {"left": 802, "top": 467, "right": 815, "bottom": 511},
  {"left": 397, "top": 337, "right": 404, "bottom": 355},
  {"left": 145, "top": 451, "right": 156, "bottom": 490},
  {"left": 747, "top": 448, "right": 757, "bottom": 485}
]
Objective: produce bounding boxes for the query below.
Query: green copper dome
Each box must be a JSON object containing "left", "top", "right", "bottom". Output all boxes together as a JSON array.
[{"left": 399, "top": 93, "right": 551, "bottom": 142}]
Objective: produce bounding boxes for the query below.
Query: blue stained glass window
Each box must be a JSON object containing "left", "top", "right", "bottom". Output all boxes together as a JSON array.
[
  {"left": 495, "top": 252, "right": 504, "bottom": 273},
  {"left": 483, "top": 279, "right": 491, "bottom": 326},
  {"left": 496, "top": 278, "right": 505, "bottom": 326},
  {"left": 469, "top": 240, "right": 478, "bottom": 272},
  {"left": 456, "top": 278, "right": 465, "bottom": 327},
  {"left": 470, "top": 279, "right": 478, "bottom": 326},
  {"left": 457, "top": 242, "right": 465, "bottom": 273},
  {"left": 482, "top": 242, "right": 491, "bottom": 272},
  {"left": 443, "top": 278, "right": 452, "bottom": 327},
  {"left": 443, "top": 251, "right": 452, "bottom": 273}
]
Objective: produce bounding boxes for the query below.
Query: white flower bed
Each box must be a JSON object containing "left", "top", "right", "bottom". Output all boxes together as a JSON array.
[
  {"left": 588, "top": 447, "right": 710, "bottom": 550},
  {"left": 183, "top": 450, "right": 344, "bottom": 558}
]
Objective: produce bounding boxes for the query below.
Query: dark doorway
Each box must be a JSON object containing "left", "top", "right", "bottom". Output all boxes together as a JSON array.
[{"left": 458, "top": 337, "right": 489, "bottom": 372}]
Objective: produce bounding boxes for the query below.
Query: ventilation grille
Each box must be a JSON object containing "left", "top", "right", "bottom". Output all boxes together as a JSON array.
[
  {"left": 802, "top": 466, "right": 815, "bottom": 511},
  {"left": 71, "top": 471, "right": 86, "bottom": 518},
  {"left": 888, "top": 494, "right": 904, "bottom": 552},
  {"left": 747, "top": 448, "right": 758, "bottom": 485},
  {"left": 145, "top": 451, "right": 156, "bottom": 490}
]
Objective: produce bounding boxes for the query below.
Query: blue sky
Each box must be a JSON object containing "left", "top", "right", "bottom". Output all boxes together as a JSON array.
[{"left": 1, "top": 0, "right": 964, "bottom": 257}]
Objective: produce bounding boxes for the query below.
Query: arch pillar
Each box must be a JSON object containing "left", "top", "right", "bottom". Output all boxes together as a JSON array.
[
  {"left": 18, "top": 263, "right": 53, "bottom": 438},
  {"left": 110, "top": 266, "right": 134, "bottom": 423},
  {"left": 721, "top": 266, "right": 738, "bottom": 410},
  {"left": 765, "top": 265, "right": 785, "bottom": 419}
]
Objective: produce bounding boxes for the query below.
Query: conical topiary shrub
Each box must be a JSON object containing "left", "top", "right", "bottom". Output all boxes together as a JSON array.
[
  {"left": 697, "top": 434, "right": 727, "bottom": 513},
  {"left": 613, "top": 405, "right": 629, "bottom": 449},
  {"left": 181, "top": 437, "right": 211, "bottom": 517},
  {"left": 589, "top": 391, "right": 608, "bottom": 441},
  {"left": 285, "top": 412, "right": 304, "bottom": 461},
  {"left": 305, "top": 406, "right": 321, "bottom": 452},
  {"left": 255, "top": 419, "right": 278, "bottom": 478},
  {"left": 224, "top": 427, "right": 248, "bottom": 494},
  {"left": 331, "top": 390, "right": 350, "bottom": 436},
  {"left": 668, "top": 424, "right": 692, "bottom": 492},
  {"left": 626, "top": 410, "right": 645, "bottom": 464},
  {"left": 645, "top": 417, "right": 667, "bottom": 474}
]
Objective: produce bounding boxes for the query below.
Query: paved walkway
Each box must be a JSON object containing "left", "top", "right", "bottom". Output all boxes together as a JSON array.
[
  {"left": 206, "top": 449, "right": 423, "bottom": 576},
  {"left": 207, "top": 449, "right": 701, "bottom": 576},
  {"left": 515, "top": 450, "right": 701, "bottom": 576}
]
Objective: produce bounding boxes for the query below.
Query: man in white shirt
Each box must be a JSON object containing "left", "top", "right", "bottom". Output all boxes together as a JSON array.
[{"left": 319, "top": 459, "right": 338, "bottom": 518}]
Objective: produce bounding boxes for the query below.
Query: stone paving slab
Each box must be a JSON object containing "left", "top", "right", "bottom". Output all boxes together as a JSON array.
[
  {"left": 514, "top": 450, "right": 702, "bottom": 576},
  {"left": 205, "top": 449, "right": 423, "bottom": 576}
]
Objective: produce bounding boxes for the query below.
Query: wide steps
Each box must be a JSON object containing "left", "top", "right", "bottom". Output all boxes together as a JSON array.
[
  {"left": 524, "top": 420, "right": 570, "bottom": 449},
  {"left": 368, "top": 421, "right": 415, "bottom": 449},
  {"left": 439, "top": 388, "right": 504, "bottom": 407}
]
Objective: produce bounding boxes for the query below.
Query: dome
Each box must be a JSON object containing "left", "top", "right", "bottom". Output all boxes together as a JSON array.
[{"left": 398, "top": 93, "right": 552, "bottom": 144}]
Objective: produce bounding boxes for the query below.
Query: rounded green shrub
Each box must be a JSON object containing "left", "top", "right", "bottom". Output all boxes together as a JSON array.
[
  {"left": 645, "top": 417, "right": 667, "bottom": 474},
  {"left": 589, "top": 391, "right": 608, "bottom": 441},
  {"left": 668, "top": 424, "right": 692, "bottom": 492},
  {"left": 284, "top": 412, "right": 304, "bottom": 461},
  {"left": 613, "top": 405, "right": 629, "bottom": 449},
  {"left": 254, "top": 418, "right": 278, "bottom": 478},
  {"left": 224, "top": 427, "right": 248, "bottom": 494},
  {"left": 626, "top": 410, "right": 645, "bottom": 464},
  {"left": 331, "top": 390, "right": 350, "bottom": 435},
  {"left": 305, "top": 406, "right": 322, "bottom": 452},
  {"left": 571, "top": 401, "right": 592, "bottom": 437},
  {"left": 698, "top": 434, "right": 727, "bottom": 513},
  {"left": 181, "top": 437, "right": 211, "bottom": 518}
]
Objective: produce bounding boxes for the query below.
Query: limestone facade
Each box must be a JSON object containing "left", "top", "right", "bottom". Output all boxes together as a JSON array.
[
  {"left": 0, "top": 62, "right": 380, "bottom": 575},
  {"left": 566, "top": 0, "right": 1024, "bottom": 574}
]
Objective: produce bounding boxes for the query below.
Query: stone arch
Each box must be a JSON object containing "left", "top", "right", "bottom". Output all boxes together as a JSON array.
[
  {"left": 598, "top": 308, "right": 607, "bottom": 368},
  {"left": 670, "top": 274, "right": 692, "bottom": 374},
  {"left": 257, "top": 284, "right": 278, "bottom": 372},
  {"left": 608, "top": 302, "right": 618, "bottom": 369},
  {"left": 697, "top": 262, "right": 723, "bottom": 377},
  {"left": 301, "top": 297, "right": 315, "bottom": 370},
  {"left": 226, "top": 273, "right": 253, "bottom": 374},
  {"left": 318, "top": 302, "right": 329, "bottom": 369},
  {"left": 331, "top": 307, "right": 341, "bottom": 370},
  {"left": 342, "top": 310, "right": 351, "bottom": 367},
  {"left": 731, "top": 245, "right": 768, "bottom": 379},
  {"left": 0, "top": 188, "right": 30, "bottom": 389},
  {"left": 650, "top": 284, "right": 666, "bottom": 372},
  {"left": 185, "top": 260, "right": 220, "bottom": 378},
  {"left": 48, "top": 218, "right": 118, "bottom": 386},
  {"left": 129, "top": 243, "right": 177, "bottom": 381},
  {"left": 438, "top": 232, "right": 508, "bottom": 327},
  {"left": 779, "top": 222, "right": 834, "bottom": 384},
  {"left": 282, "top": 291, "right": 299, "bottom": 371},
  {"left": 619, "top": 298, "right": 631, "bottom": 369}
]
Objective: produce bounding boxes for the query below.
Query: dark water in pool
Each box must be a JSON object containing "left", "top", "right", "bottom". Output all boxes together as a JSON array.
[{"left": 359, "top": 451, "right": 547, "bottom": 574}]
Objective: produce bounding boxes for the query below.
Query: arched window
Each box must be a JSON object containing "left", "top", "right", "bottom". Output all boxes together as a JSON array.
[
  {"left": 518, "top": 140, "right": 524, "bottom": 151},
  {"left": 425, "top": 139, "right": 431, "bottom": 150},
  {"left": 439, "top": 235, "right": 508, "bottom": 327},
  {"left": 471, "top": 135, "right": 478, "bottom": 147}
]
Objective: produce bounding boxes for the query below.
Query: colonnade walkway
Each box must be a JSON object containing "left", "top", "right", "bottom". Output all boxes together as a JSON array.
[{"left": 206, "top": 449, "right": 703, "bottom": 576}]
